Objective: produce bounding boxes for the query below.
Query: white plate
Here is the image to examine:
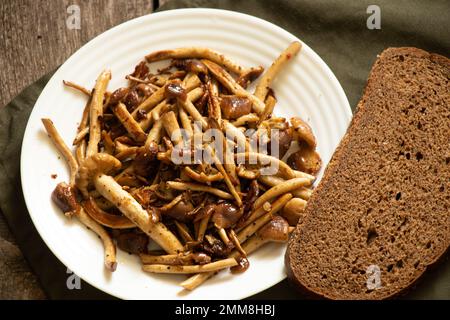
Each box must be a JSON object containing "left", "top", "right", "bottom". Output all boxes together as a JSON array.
[{"left": 21, "top": 8, "right": 351, "bottom": 300}]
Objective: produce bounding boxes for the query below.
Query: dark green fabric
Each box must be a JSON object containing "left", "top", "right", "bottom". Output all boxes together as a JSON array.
[
  {"left": 161, "top": 0, "right": 450, "bottom": 109},
  {"left": 0, "top": 72, "right": 111, "bottom": 299},
  {"left": 0, "top": 0, "right": 448, "bottom": 299}
]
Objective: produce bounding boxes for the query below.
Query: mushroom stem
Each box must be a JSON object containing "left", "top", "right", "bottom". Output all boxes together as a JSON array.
[
  {"left": 295, "top": 187, "right": 313, "bottom": 200},
  {"left": 235, "top": 204, "right": 268, "bottom": 232},
  {"left": 202, "top": 59, "right": 265, "bottom": 114},
  {"left": 183, "top": 166, "right": 224, "bottom": 183},
  {"left": 223, "top": 120, "right": 251, "bottom": 154},
  {"left": 145, "top": 118, "right": 163, "bottom": 149},
  {"left": 94, "top": 174, "right": 183, "bottom": 254},
  {"left": 72, "top": 127, "right": 89, "bottom": 145},
  {"left": 254, "top": 41, "right": 301, "bottom": 101},
  {"left": 258, "top": 94, "right": 277, "bottom": 124},
  {"left": 137, "top": 75, "right": 202, "bottom": 128},
  {"left": 86, "top": 70, "right": 111, "bottom": 157},
  {"left": 180, "top": 273, "right": 215, "bottom": 291},
  {"left": 209, "top": 119, "right": 239, "bottom": 186},
  {"left": 217, "top": 227, "right": 232, "bottom": 247},
  {"left": 229, "top": 229, "right": 246, "bottom": 257},
  {"left": 179, "top": 107, "right": 193, "bottom": 136},
  {"left": 205, "top": 145, "right": 243, "bottom": 206},
  {"left": 112, "top": 102, "right": 147, "bottom": 142},
  {"left": 252, "top": 177, "right": 309, "bottom": 210},
  {"left": 52, "top": 182, "right": 116, "bottom": 271},
  {"left": 162, "top": 111, "right": 183, "bottom": 146},
  {"left": 143, "top": 258, "right": 237, "bottom": 274},
  {"left": 237, "top": 193, "right": 292, "bottom": 243},
  {"left": 159, "top": 194, "right": 183, "bottom": 212},
  {"left": 166, "top": 181, "right": 233, "bottom": 200},
  {"left": 75, "top": 140, "right": 86, "bottom": 165},
  {"left": 178, "top": 94, "right": 208, "bottom": 129},
  {"left": 231, "top": 113, "right": 260, "bottom": 127},
  {"left": 238, "top": 215, "right": 290, "bottom": 253},
  {"left": 236, "top": 165, "right": 260, "bottom": 179},
  {"left": 41, "top": 118, "right": 79, "bottom": 186},
  {"left": 174, "top": 220, "right": 194, "bottom": 243},
  {"left": 197, "top": 214, "right": 211, "bottom": 242},
  {"left": 83, "top": 197, "right": 135, "bottom": 229},
  {"left": 145, "top": 47, "right": 252, "bottom": 76},
  {"left": 63, "top": 80, "right": 92, "bottom": 96},
  {"left": 207, "top": 78, "right": 222, "bottom": 122},
  {"left": 132, "top": 81, "right": 171, "bottom": 118},
  {"left": 140, "top": 252, "right": 211, "bottom": 265},
  {"left": 138, "top": 100, "right": 171, "bottom": 131},
  {"left": 235, "top": 152, "right": 298, "bottom": 180}
]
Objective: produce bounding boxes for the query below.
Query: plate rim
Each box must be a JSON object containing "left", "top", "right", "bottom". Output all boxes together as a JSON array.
[{"left": 20, "top": 7, "right": 352, "bottom": 300}]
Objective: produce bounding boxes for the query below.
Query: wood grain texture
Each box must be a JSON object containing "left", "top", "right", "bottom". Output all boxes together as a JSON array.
[
  {"left": 0, "top": 0, "right": 156, "bottom": 299},
  {"left": 0, "top": 0, "right": 153, "bottom": 109}
]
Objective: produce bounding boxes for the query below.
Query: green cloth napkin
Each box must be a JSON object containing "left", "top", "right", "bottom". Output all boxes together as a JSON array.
[{"left": 0, "top": 0, "right": 448, "bottom": 299}]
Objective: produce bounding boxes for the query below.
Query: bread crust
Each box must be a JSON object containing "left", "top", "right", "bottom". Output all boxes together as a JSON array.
[{"left": 285, "top": 47, "right": 450, "bottom": 300}]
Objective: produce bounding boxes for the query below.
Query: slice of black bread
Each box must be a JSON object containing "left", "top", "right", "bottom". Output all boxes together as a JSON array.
[{"left": 286, "top": 47, "right": 450, "bottom": 300}]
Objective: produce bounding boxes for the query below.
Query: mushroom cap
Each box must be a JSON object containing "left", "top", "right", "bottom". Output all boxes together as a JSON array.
[
  {"left": 165, "top": 200, "right": 195, "bottom": 223},
  {"left": 281, "top": 197, "right": 307, "bottom": 226},
  {"left": 136, "top": 83, "right": 156, "bottom": 97},
  {"left": 186, "top": 59, "right": 208, "bottom": 74},
  {"left": 290, "top": 117, "right": 316, "bottom": 149},
  {"left": 211, "top": 202, "right": 242, "bottom": 229},
  {"left": 51, "top": 182, "right": 79, "bottom": 214},
  {"left": 76, "top": 153, "right": 122, "bottom": 197},
  {"left": 116, "top": 231, "right": 149, "bottom": 255},
  {"left": 165, "top": 82, "right": 187, "bottom": 101},
  {"left": 220, "top": 95, "right": 252, "bottom": 120},
  {"left": 257, "top": 216, "right": 289, "bottom": 242},
  {"left": 88, "top": 153, "right": 122, "bottom": 175},
  {"left": 270, "top": 128, "right": 293, "bottom": 159}
]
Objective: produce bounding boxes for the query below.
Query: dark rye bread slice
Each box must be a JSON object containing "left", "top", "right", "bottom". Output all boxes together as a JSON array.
[{"left": 286, "top": 47, "right": 450, "bottom": 300}]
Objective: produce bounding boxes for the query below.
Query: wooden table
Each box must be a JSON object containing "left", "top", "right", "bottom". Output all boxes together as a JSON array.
[{"left": 0, "top": 0, "right": 168, "bottom": 299}]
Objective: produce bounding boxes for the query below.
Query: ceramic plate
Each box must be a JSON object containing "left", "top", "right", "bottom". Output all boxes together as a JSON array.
[{"left": 21, "top": 8, "right": 351, "bottom": 299}]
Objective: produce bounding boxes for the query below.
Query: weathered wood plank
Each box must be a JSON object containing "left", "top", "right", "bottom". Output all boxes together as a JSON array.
[
  {"left": 0, "top": 0, "right": 153, "bottom": 108},
  {"left": 0, "top": 0, "right": 155, "bottom": 299}
]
